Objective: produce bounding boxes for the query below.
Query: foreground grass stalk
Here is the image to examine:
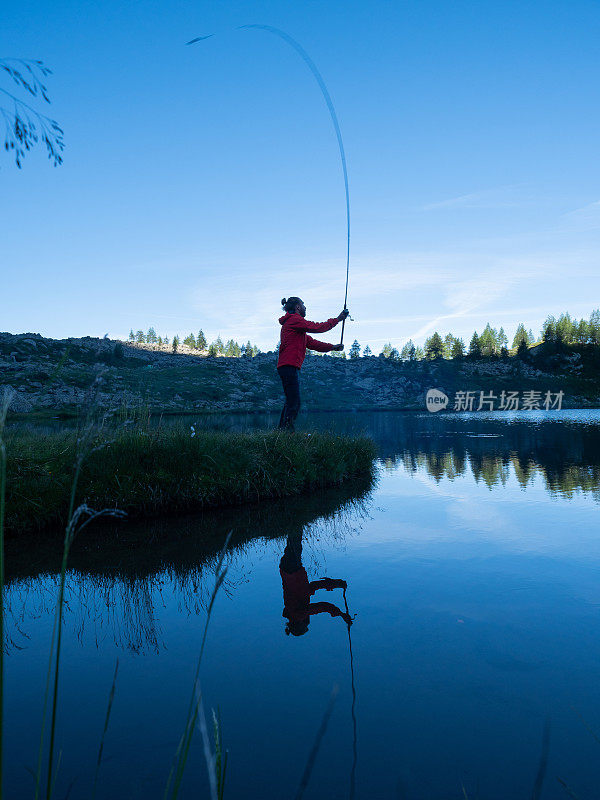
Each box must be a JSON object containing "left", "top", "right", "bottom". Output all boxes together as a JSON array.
[
  {"left": 0, "top": 388, "right": 15, "bottom": 800},
  {"left": 30, "top": 410, "right": 126, "bottom": 800},
  {"left": 41, "top": 503, "right": 125, "bottom": 800},
  {"left": 212, "top": 710, "right": 227, "bottom": 800},
  {"left": 295, "top": 685, "right": 339, "bottom": 800},
  {"left": 35, "top": 445, "right": 89, "bottom": 799},
  {"left": 92, "top": 659, "right": 119, "bottom": 800},
  {"left": 41, "top": 440, "right": 87, "bottom": 800},
  {"left": 164, "top": 533, "right": 231, "bottom": 800}
]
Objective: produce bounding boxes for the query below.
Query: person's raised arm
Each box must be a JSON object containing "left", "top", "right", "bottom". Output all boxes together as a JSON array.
[
  {"left": 307, "top": 601, "right": 353, "bottom": 625},
  {"left": 309, "top": 578, "right": 348, "bottom": 593},
  {"left": 306, "top": 336, "right": 344, "bottom": 353},
  {"left": 289, "top": 309, "right": 349, "bottom": 334}
]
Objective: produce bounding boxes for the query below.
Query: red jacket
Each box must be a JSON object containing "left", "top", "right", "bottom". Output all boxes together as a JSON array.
[
  {"left": 277, "top": 313, "right": 339, "bottom": 369},
  {"left": 280, "top": 566, "right": 345, "bottom": 622}
]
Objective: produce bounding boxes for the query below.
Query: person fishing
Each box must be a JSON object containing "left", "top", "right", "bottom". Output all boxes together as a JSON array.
[
  {"left": 277, "top": 297, "right": 349, "bottom": 431},
  {"left": 280, "top": 530, "right": 352, "bottom": 636}
]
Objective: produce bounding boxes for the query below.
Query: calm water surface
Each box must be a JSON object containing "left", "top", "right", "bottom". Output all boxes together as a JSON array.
[{"left": 4, "top": 411, "right": 600, "bottom": 799}]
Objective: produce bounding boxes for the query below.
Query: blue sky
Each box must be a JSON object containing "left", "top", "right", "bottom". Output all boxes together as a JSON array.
[{"left": 2, "top": 0, "right": 599, "bottom": 352}]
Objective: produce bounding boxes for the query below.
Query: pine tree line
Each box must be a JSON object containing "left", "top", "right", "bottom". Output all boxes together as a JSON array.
[
  {"left": 347, "top": 308, "right": 600, "bottom": 362},
  {"left": 126, "top": 308, "right": 600, "bottom": 362},
  {"left": 127, "top": 328, "right": 260, "bottom": 357}
]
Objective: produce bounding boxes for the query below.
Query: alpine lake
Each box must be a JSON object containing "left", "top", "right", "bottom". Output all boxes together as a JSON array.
[{"left": 4, "top": 409, "right": 600, "bottom": 799}]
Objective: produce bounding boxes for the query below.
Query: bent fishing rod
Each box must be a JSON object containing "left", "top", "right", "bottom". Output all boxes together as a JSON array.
[{"left": 187, "top": 25, "right": 352, "bottom": 344}]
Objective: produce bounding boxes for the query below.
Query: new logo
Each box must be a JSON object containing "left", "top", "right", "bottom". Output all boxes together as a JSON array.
[{"left": 426, "top": 388, "right": 448, "bottom": 412}]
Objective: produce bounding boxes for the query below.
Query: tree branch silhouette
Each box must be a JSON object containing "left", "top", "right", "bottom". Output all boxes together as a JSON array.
[{"left": 0, "top": 58, "right": 64, "bottom": 168}]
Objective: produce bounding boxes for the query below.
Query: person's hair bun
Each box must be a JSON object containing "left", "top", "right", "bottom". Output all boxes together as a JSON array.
[{"left": 281, "top": 298, "right": 287, "bottom": 306}]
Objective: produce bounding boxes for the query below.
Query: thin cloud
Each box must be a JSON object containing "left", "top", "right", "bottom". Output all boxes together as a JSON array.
[
  {"left": 187, "top": 245, "right": 600, "bottom": 351},
  {"left": 561, "top": 200, "right": 600, "bottom": 231},
  {"left": 422, "top": 184, "right": 530, "bottom": 211}
]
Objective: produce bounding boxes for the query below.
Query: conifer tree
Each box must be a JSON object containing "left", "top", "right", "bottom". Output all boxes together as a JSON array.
[
  {"left": 424, "top": 332, "right": 445, "bottom": 360},
  {"left": 349, "top": 340, "right": 361, "bottom": 359},
  {"left": 196, "top": 330, "right": 207, "bottom": 350},
  {"left": 542, "top": 316, "right": 556, "bottom": 343},
  {"left": 468, "top": 331, "right": 482, "bottom": 358},
  {"left": 129, "top": 329, "right": 135, "bottom": 342},
  {"left": 363, "top": 345, "right": 372, "bottom": 357},
  {"left": 479, "top": 323, "right": 498, "bottom": 356},
  {"left": 401, "top": 340, "right": 416, "bottom": 361},
  {"left": 183, "top": 333, "right": 196, "bottom": 349},
  {"left": 576, "top": 318, "right": 590, "bottom": 344},
  {"left": 135, "top": 330, "right": 145, "bottom": 344},
  {"left": 224, "top": 339, "right": 241, "bottom": 357},
  {"left": 147, "top": 327, "right": 157, "bottom": 344},
  {"left": 443, "top": 333, "right": 455, "bottom": 358},
  {"left": 512, "top": 323, "right": 528, "bottom": 350},
  {"left": 451, "top": 338, "right": 465, "bottom": 359}
]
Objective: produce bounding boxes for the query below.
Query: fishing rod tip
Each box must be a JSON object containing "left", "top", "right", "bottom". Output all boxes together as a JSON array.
[{"left": 185, "top": 34, "right": 214, "bottom": 45}]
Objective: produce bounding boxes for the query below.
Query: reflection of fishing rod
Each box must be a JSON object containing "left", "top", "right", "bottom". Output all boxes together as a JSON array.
[
  {"left": 343, "top": 587, "right": 357, "bottom": 800},
  {"left": 187, "top": 25, "right": 352, "bottom": 345}
]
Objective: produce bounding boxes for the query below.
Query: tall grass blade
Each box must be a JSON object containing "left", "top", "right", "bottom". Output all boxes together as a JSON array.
[
  {"left": 92, "top": 659, "right": 119, "bottom": 800},
  {"left": 212, "top": 709, "right": 227, "bottom": 800},
  {"left": 294, "top": 685, "right": 339, "bottom": 800},
  {"left": 0, "top": 387, "right": 15, "bottom": 800},
  {"left": 194, "top": 688, "right": 217, "bottom": 800},
  {"left": 556, "top": 777, "right": 581, "bottom": 799},
  {"left": 531, "top": 718, "right": 551, "bottom": 800},
  {"left": 572, "top": 706, "right": 600, "bottom": 746},
  {"left": 164, "top": 532, "right": 231, "bottom": 800}
]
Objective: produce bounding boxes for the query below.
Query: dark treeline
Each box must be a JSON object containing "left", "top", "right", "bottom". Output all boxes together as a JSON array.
[{"left": 127, "top": 327, "right": 261, "bottom": 357}]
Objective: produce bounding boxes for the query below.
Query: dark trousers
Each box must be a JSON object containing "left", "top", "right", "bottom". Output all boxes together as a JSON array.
[{"left": 277, "top": 365, "right": 300, "bottom": 431}]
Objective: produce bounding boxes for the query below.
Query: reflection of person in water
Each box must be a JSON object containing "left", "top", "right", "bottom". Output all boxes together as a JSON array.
[{"left": 280, "top": 532, "right": 353, "bottom": 636}]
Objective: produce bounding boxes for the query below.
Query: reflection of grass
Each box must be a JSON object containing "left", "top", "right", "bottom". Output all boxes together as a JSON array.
[{"left": 4, "top": 426, "right": 377, "bottom": 535}]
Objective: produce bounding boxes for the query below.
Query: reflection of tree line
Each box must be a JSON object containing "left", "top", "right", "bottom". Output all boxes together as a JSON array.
[
  {"left": 379, "top": 418, "right": 600, "bottom": 500},
  {"left": 4, "top": 475, "right": 374, "bottom": 654}
]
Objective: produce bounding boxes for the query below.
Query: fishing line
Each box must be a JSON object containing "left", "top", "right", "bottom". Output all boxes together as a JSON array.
[
  {"left": 187, "top": 25, "right": 351, "bottom": 344},
  {"left": 343, "top": 587, "right": 358, "bottom": 799}
]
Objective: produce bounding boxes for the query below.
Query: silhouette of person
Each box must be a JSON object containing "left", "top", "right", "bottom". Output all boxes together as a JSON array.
[{"left": 280, "top": 531, "right": 352, "bottom": 636}]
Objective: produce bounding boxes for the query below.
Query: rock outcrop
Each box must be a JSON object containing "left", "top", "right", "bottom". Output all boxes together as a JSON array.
[{"left": 1, "top": 331, "right": 598, "bottom": 415}]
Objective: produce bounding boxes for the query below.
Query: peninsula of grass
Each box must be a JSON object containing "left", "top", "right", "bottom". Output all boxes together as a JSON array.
[{"left": 3, "top": 425, "right": 377, "bottom": 535}]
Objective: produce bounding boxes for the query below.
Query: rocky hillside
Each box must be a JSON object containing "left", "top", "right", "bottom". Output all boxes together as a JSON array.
[{"left": 1, "top": 331, "right": 599, "bottom": 416}]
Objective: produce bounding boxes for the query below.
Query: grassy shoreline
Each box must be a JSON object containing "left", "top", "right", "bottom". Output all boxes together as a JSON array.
[{"left": 4, "top": 425, "right": 377, "bottom": 536}]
